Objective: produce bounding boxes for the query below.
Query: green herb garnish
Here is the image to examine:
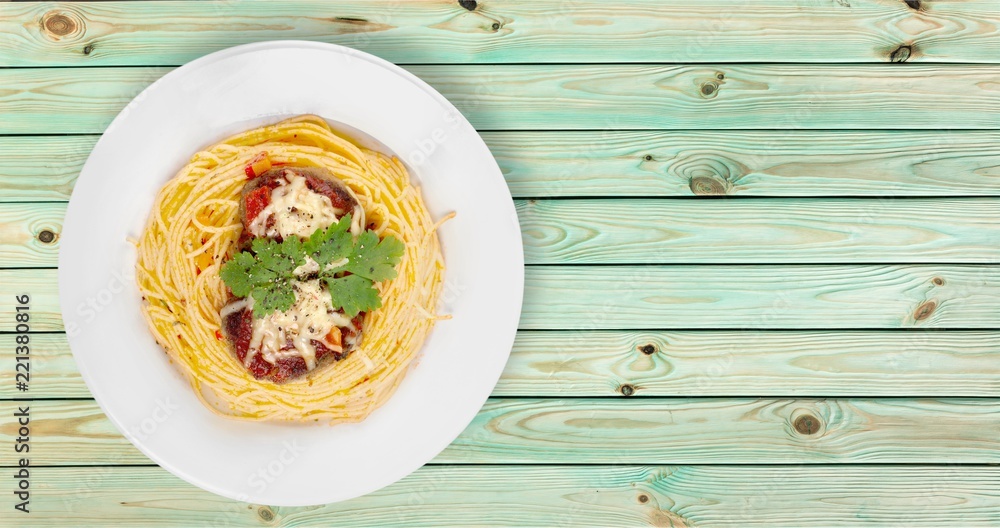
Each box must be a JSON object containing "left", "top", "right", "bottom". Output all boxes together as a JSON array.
[{"left": 220, "top": 214, "right": 404, "bottom": 318}]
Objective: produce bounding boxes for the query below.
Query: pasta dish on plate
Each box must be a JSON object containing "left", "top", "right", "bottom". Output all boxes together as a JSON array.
[{"left": 135, "top": 115, "right": 449, "bottom": 423}]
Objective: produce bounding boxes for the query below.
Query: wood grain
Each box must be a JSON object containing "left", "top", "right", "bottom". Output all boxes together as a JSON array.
[
  {"left": 4, "top": 398, "right": 999, "bottom": 465},
  {"left": 0, "top": 334, "right": 80, "bottom": 399},
  {"left": 5, "top": 331, "right": 998, "bottom": 399},
  {"left": 519, "top": 265, "right": 1000, "bottom": 329},
  {"left": 6, "top": 265, "right": 998, "bottom": 332},
  {"left": 6, "top": 131, "right": 1000, "bottom": 202},
  {"left": 7, "top": 198, "right": 1000, "bottom": 267},
  {"left": 2, "top": 0, "right": 998, "bottom": 66},
  {"left": 0, "top": 203, "right": 62, "bottom": 266},
  {"left": 487, "top": 130, "right": 1000, "bottom": 197},
  {"left": 0, "top": 271, "right": 62, "bottom": 331},
  {"left": 19, "top": 465, "right": 1000, "bottom": 527},
  {"left": 0, "top": 136, "right": 93, "bottom": 202},
  {"left": 2, "top": 0, "right": 998, "bottom": 523},
  {"left": 498, "top": 330, "right": 1000, "bottom": 397},
  {"left": 518, "top": 198, "right": 1000, "bottom": 264},
  {"left": 3, "top": 65, "right": 999, "bottom": 134}
]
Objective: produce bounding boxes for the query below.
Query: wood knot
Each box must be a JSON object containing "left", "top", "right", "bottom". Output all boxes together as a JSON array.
[
  {"left": 37, "top": 230, "right": 56, "bottom": 244},
  {"left": 932, "top": 277, "right": 944, "bottom": 286},
  {"left": 643, "top": 154, "right": 654, "bottom": 162},
  {"left": 890, "top": 45, "right": 912, "bottom": 63},
  {"left": 41, "top": 10, "right": 84, "bottom": 41},
  {"left": 699, "top": 81, "right": 720, "bottom": 99},
  {"left": 904, "top": 0, "right": 920, "bottom": 9},
  {"left": 83, "top": 44, "right": 94, "bottom": 55},
  {"left": 491, "top": 22, "right": 501, "bottom": 31},
  {"left": 619, "top": 384, "right": 636, "bottom": 397},
  {"left": 257, "top": 506, "right": 275, "bottom": 522},
  {"left": 638, "top": 493, "right": 650, "bottom": 503},
  {"left": 716, "top": 72, "right": 725, "bottom": 80},
  {"left": 44, "top": 13, "right": 74, "bottom": 35},
  {"left": 459, "top": 0, "right": 478, "bottom": 10},
  {"left": 672, "top": 155, "right": 745, "bottom": 194},
  {"left": 690, "top": 176, "right": 727, "bottom": 196},
  {"left": 793, "top": 414, "right": 821, "bottom": 435},
  {"left": 638, "top": 343, "right": 658, "bottom": 355},
  {"left": 914, "top": 301, "right": 936, "bottom": 321}
]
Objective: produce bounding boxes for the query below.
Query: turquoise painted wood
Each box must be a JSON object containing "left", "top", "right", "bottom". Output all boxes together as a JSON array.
[
  {"left": 517, "top": 198, "right": 1000, "bottom": 263},
  {"left": 2, "top": 65, "right": 1000, "bottom": 134},
  {"left": 5, "top": 131, "right": 1000, "bottom": 201},
  {"left": 2, "top": 0, "right": 999, "bottom": 525},
  {"left": 21, "top": 466, "right": 1000, "bottom": 527},
  {"left": 3, "top": 0, "right": 998, "bottom": 66}
]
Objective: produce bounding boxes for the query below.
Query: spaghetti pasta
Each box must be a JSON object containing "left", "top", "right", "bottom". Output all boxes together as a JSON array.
[{"left": 135, "top": 115, "right": 446, "bottom": 422}]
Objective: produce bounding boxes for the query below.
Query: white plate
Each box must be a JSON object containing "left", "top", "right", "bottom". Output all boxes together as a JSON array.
[{"left": 58, "top": 41, "right": 524, "bottom": 506}]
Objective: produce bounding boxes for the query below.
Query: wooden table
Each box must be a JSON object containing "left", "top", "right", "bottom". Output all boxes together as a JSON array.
[{"left": 2, "top": 1, "right": 999, "bottom": 526}]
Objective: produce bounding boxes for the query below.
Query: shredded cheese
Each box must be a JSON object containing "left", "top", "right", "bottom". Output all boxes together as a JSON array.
[
  {"left": 247, "top": 279, "right": 351, "bottom": 370},
  {"left": 248, "top": 170, "right": 342, "bottom": 238}
]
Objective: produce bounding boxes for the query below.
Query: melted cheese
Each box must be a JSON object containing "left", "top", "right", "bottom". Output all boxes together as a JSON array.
[
  {"left": 220, "top": 297, "right": 252, "bottom": 319},
  {"left": 246, "top": 280, "right": 352, "bottom": 370},
  {"left": 293, "top": 256, "right": 320, "bottom": 276},
  {"left": 248, "top": 170, "right": 341, "bottom": 238}
]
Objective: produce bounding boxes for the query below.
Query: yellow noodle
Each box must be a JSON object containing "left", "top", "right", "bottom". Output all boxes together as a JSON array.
[{"left": 135, "top": 115, "right": 445, "bottom": 423}]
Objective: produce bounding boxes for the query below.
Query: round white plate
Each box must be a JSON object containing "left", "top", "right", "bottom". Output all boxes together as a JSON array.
[{"left": 58, "top": 41, "right": 523, "bottom": 506}]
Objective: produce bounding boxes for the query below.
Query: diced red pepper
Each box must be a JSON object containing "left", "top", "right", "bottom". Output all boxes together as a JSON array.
[
  {"left": 215, "top": 330, "right": 223, "bottom": 341},
  {"left": 244, "top": 151, "right": 271, "bottom": 179},
  {"left": 244, "top": 185, "right": 271, "bottom": 223}
]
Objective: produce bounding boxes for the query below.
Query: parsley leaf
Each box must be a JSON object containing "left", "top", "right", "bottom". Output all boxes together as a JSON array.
[
  {"left": 250, "top": 283, "right": 296, "bottom": 318},
  {"left": 325, "top": 274, "right": 381, "bottom": 318},
  {"left": 220, "top": 237, "right": 305, "bottom": 317},
  {"left": 303, "top": 214, "right": 353, "bottom": 269},
  {"left": 219, "top": 214, "right": 405, "bottom": 319},
  {"left": 219, "top": 252, "right": 258, "bottom": 297},
  {"left": 251, "top": 236, "right": 305, "bottom": 276},
  {"left": 344, "top": 230, "right": 405, "bottom": 281}
]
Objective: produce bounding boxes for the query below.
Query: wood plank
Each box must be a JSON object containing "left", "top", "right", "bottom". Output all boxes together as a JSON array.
[
  {"left": 0, "top": 272, "right": 62, "bottom": 331},
  {"left": 499, "top": 330, "right": 1000, "bottom": 397},
  {"left": 518, "top": 198, "right": 1000, "bottom": 264},
  {"left": 7, "top": 265, "right": 999, "bottom": 331},
  {"left": 7, "top": 131, "right": 1000, "bottom": 202},
  {"left": 488, "top": 130, "right": 1000, "bottom": 197},
  {"left": 0, "top": 333, "right": 80, "bottom": 399},
  {"left": 3, "top": 0, "right": 998, "bottom": 66},
  {"left": 0, "top": 136, "right": 93, "bottom": 202},
  {"left": 0, "top": 203, "right": 62, "bottom": 267},
  {"left": 8, "top": 198, "right": 1000, "bottom": 267},
  {"left": 5, "top": 331, "right": 998, "bottom": 399},
  {"left": 2, "top": 65, "right": 999, "bottom": 134},
  {"left": 19, "top": 465, "right": 1000, "bottom": 527},
  {"left": 3, "top": 399, "right": 999, "bottom": 465},
  {"left": 520, "top": 265, "right": 1000, "bottom": 329}
]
